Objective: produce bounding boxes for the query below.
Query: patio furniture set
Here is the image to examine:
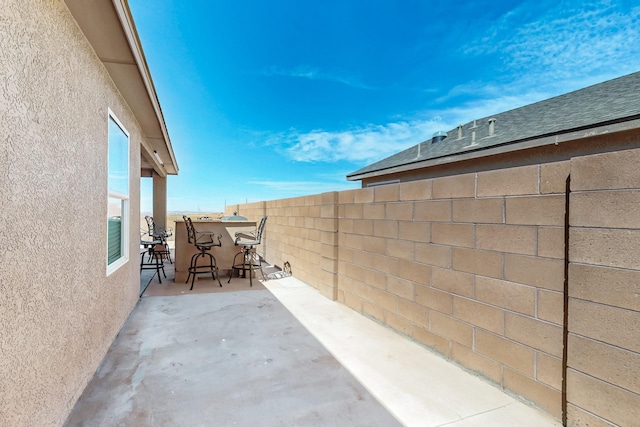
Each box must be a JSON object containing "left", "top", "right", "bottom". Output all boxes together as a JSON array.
[{"left": 140, "top": 215, "right": 268, "bottom": 289}]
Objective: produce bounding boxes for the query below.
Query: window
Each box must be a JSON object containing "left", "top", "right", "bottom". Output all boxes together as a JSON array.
[{"left": 107, "top": 110, "right": 129, "bottom": 273}]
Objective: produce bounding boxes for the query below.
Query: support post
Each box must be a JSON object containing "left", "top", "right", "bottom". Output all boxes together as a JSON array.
[{"left": 152, "top": 172, "right": 167, "bottom": 229}]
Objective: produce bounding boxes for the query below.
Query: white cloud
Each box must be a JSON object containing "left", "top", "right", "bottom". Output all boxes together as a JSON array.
[
  {"left": 439, "top": 92, "right": 552, "bottom": 124},
  {"left": 248, "top": 179, "right": 358, "bottom": 195},
  {"left": 262, "top": 65, "right": 373, "bottom": 90},
  {"left": 282, "top": 119, "right": 442, "bottom": 163},
  {"left": 434, "top": 80, "right": 519, "bottom": 104},
  {"left": 464, "top": 0, "right": 640, "bottom": 89},
  {"left": 214, "top": 179, "right": 359, "bottom": 207},
  {"left": 277, "top": 90, "right": 551, "bottom": 165}
]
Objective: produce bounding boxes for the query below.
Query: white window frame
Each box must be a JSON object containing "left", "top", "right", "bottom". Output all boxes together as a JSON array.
[{"left": 106, "top": 109, "right": 130, "bottom": 275}]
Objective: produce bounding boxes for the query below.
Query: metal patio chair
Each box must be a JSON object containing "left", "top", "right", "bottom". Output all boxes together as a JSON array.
[
  {"left": 140, "top": 233, "right": 166, "bottom": 283},
  {"left": 183, "top": 216, "right": 222, "bottom": 290},
  {"left": 145, "top": 215, "right": 173, "bottom": 264},
  {"left": 228, "top": 216, "right": 268, "bottom": 287}
]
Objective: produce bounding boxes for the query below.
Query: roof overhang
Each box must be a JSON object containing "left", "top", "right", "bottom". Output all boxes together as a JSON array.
[
  {"left": 347, "top": 117, "right": 640, "bottom": 182},
  {"left": 64, "top": 0, "right": 178, "bottom": 177}
]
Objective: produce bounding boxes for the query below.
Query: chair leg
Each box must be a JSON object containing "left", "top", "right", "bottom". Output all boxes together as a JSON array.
[
  {"left": 188, "top": 250, "right": 222, "bottom": 290},
  {"left": 228, "top": 246, "right": 263, "bottom": 287},
  {"left": 141, "top": 246, "right": 164, "bottom": 283},
  {"left": 245, "top": 249, "right": 253, "bottom": 287},
  {"left": 228, "top": 250, "right": 244, "bottom": 283},
  {"left": 156, "top": 253, "right": 165, "bottom": 283},
  {"left": 186, "top": 252, "right": 199, "bottom": 286},
  {"left": 189, "top": 252, "right": 203, "bottom": 290},
  {"left": 253, "top": 251, "right": 265, "bottom": 282},
  {"left": 246, "top": 248, "right": 265, "bottom": 287},
  {"left": 207, "top": 252, "right": 222, "bottom": 288},
  {"left": 164, "top": 242, "right": 173, "bottom": 264}
]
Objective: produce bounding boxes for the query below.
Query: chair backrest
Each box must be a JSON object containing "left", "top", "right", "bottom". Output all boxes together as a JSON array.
[
  {"left": 145, "top": 215, "right": 156, "bottom": 236},
  {"left": 183, "top": 216, "right": 196, "bottom": 244},
  {"left": 255, "top": 216, "right": 268, "bottom": 243}
]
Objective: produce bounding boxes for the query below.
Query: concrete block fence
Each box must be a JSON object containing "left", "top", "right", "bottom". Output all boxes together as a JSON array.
[{"left": 226, "top": 148, "right": 640, "bottom": 425}]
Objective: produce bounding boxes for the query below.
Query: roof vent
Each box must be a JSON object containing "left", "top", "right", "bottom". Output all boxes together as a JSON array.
[
  {"left": 457, "top": 125, "right": 463, "bottom": 140},
  {"left": 488, "top": 118, "right": 496, "bottom": 136},
  {"left": 431, "top": 130, "right": 447, "bottom": 144}
]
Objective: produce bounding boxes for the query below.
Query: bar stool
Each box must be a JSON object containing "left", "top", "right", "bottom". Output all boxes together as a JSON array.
[
  {"left": 140, "top": 238, "right": 166, "bottom": 283},
  {"left": 228, "top": 216, "right": 268, "bottom": 287},
  {"left": 145, "top": 216, "right": 173, "bottom": 264},
  {"left": 183, "top": 216, "right": 222, "bottom": 290}
]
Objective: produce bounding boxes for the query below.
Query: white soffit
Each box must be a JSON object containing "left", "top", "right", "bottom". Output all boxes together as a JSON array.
[{"left": 64, "top": 0, "right": 178, "bottom": 176}]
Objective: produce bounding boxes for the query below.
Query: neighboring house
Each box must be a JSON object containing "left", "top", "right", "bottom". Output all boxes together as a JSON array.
[
  {"left": 347, "top": 71, "right": 640, "bottom": 187},
  {"left": 1, "top": 1, "right": 177, "bottom": 425}
]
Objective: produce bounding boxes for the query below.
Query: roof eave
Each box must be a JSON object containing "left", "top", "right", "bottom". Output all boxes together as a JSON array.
[{"left": 65, "top": 0, "right": 178, "bottom": 177}]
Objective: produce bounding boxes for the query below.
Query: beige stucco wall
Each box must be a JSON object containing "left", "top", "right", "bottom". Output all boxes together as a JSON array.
[
  {"left": 228, "top": 144, "right": 640, "bottom": 423},
  {"left": 1, "top": 1, "right": 142, "bottom": 425}
]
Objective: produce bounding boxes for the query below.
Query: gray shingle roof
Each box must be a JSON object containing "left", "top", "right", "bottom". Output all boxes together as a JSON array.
[{"left": 348, "top": 71, "right": 640, "bottom": 180}]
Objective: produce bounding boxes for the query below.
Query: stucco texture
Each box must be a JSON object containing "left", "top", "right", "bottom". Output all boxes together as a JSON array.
[{"left": 1, "top": 1, "right": 142, "bottom": 425}]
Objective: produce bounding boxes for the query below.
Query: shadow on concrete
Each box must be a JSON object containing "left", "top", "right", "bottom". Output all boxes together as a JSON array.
[{"left": 64, "top": 253, "right": 400, "bottom": 426}]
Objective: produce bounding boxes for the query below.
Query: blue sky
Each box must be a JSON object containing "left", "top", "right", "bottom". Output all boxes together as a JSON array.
[{"left": 130, "top": 0, "right": 640, "bottom": 213}]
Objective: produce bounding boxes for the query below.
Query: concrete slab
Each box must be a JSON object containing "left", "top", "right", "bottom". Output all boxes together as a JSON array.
[
  {"left": 68, "top": 254, "right": 561, "bottom": 427},
  {"left": 64, "top": 284, "right": 401, "bottom": 426},
  {"left": 266, "top": 277, "right": 562, "bottom": 427}
]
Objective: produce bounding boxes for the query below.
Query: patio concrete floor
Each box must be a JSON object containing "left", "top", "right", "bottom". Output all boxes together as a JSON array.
[{"left": 65, "top": 255, "right": 562, "bottom": 427}]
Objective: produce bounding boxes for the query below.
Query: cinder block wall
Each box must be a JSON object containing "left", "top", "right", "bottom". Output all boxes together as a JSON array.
[
  {"left": 228, "top": 194, "right": 339, "bottom": 300},
  {"left": 566, "top": 149, "right": 640, "bottom": 427},
  {"left": 337, "top": 164, "right": 567, "bottom": 418},
  {"left": 229, "top": 148, "right": 640, "bottom": 422}
]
